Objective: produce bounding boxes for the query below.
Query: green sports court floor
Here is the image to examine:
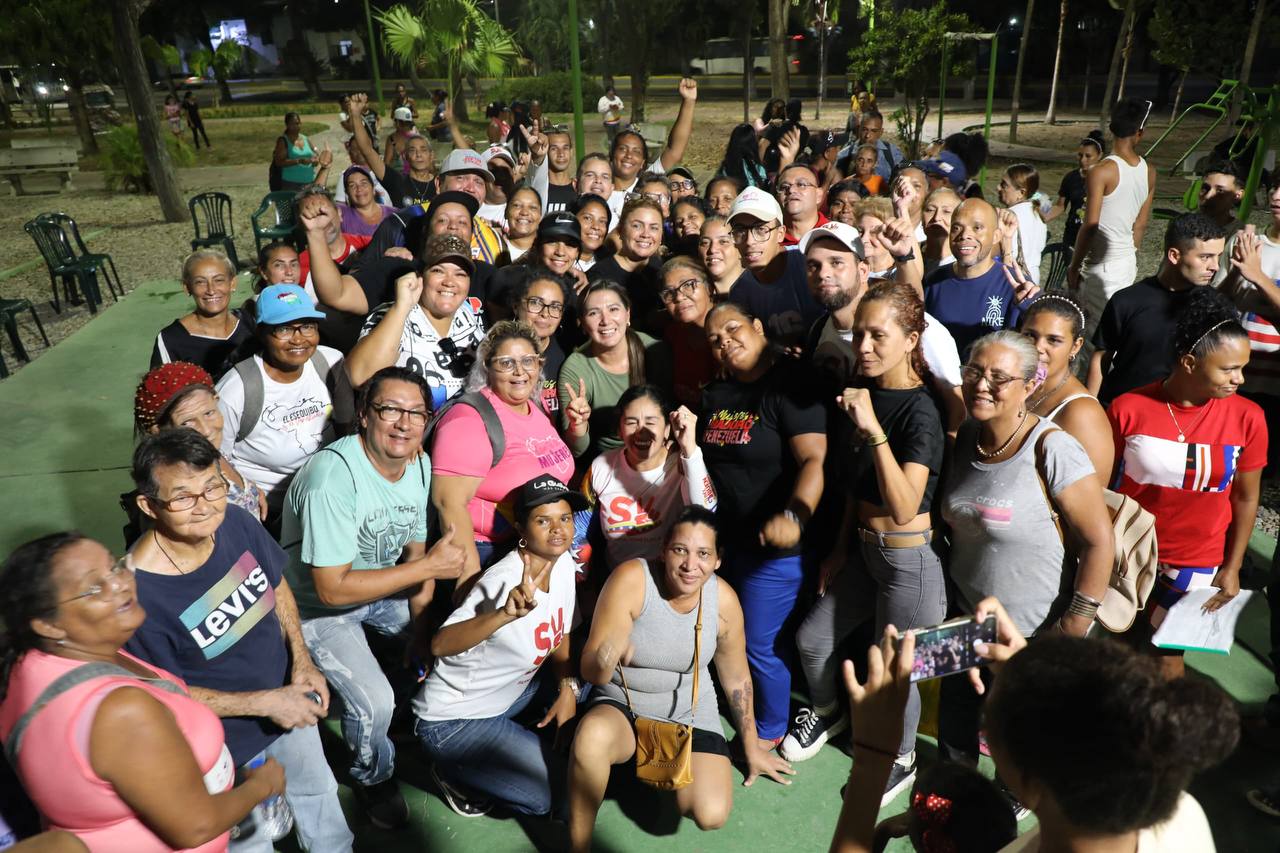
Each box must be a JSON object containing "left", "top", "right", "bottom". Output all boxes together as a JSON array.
[{"left": 2, "top": 278, "right": 1279, "bottom": 851}]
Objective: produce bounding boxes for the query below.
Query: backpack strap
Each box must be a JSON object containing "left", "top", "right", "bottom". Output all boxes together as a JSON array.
[
  {"left": 1032, "top": 424, "right": 1065, "bottom": 542},
  {"left": 424, "top": 390, "right": 506, "bottom": 469},
  {"left": 4, "top": 662, "right": 186, "bottom": 767},
  {"left": 233, "top": 358, "right": 265, "bottom": 444}
]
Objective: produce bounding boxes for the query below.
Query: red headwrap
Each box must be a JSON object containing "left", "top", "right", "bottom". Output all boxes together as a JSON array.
[
  {"left": 912, "top": 790, "right": 957, "bottom": 853},
  {"left": 134, "top": 362, "right": 214, "bottom": 432}
]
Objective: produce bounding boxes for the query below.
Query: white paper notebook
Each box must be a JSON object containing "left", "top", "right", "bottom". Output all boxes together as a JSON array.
[{"left": 1151, "top": 587, "right": 1253, "bottom": 654}]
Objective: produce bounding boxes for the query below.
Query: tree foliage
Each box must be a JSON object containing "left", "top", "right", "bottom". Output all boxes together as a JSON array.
[
  {"left": 846, "top": 1, "right": 975, "bottom": 158},
  {"left": 1148, "top": 0, "right": 1244, "bottom": 76}
]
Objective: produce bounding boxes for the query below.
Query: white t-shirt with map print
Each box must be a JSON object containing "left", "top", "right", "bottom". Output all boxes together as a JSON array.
[{"left": 216, "top": 346, "right": 343, "bottom": 508}]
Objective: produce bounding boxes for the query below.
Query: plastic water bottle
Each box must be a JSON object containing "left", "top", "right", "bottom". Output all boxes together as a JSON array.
[{"left": 245, "top": 755, "right": 294, "bottom": 842}]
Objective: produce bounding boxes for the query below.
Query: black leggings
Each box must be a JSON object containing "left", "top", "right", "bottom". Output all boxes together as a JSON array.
[{"left": 190, "top": 121, "right": 210, "bottom": 148}]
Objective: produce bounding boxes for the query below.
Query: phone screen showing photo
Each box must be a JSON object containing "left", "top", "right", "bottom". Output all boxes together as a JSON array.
[{"left": 908, "top": 615, "right": 997, "bottom": 683}]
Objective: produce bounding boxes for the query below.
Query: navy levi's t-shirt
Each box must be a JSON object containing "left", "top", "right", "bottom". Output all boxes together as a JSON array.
[
  {"left": 126, "top": 505, "right": 290, "bottom": 765},
  {"left": 923, "top": 262, "right": 1023, "bottom": 360}
]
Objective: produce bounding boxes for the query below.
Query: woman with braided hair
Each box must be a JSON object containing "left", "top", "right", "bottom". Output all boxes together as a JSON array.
[{"left": 1108, "top": 286, "right": 1268, "bottom": 678}]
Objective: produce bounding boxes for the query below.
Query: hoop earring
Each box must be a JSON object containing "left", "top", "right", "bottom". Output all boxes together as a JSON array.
[{"left": 518, "top": 538, "right": 528, "bottom": 550}]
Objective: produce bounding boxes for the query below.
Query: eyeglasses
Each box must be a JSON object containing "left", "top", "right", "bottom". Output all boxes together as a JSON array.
[
  {"left": 659, "top": 278, "right": 703, "bottom": 304},
  {"left": 57, "top": 559, "right": 131, "bottom": 607},
  {"left": 777, "top": 181, "right": 818, "bottom": 195},
  {"left": 669, "top": 180, "right": 696, "bottom": 191},
  {"left": 489, "top": 354, "right": 543, "bottom": 374},
  {"left": 731, "top": 223, "right": 781, "bottom": 243},
  {"left": 268, "top": 321, "right": 320, "bottom": 340},
  {"left": 148, "top": 478, "right": 230, "bottom": 512},
  {"left": 369, "top": 403, "right": 428, "bottom": 425},
  {"left": 524, "top": 296, "right": 564, "bottom": 318},
  {"left": 959, "top": 366, "right": 1021, "bottom": 391}
]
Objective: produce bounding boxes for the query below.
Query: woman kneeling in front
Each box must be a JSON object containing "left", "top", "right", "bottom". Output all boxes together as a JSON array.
[
  {"left": 567, "top": 507, "right": 793, "bottom": 852},
  {"left": 413, "top": 475, "right": 587, "bottom": 818}
]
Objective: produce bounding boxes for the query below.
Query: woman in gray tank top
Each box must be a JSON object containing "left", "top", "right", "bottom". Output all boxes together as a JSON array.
[{"left": 567, "top": 507, "right": 794, "bottom": 852}]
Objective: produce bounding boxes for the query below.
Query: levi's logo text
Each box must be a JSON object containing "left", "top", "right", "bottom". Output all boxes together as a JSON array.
[
  {"left": 702, "top": 409, "right": 759, "bottom": 446},
  {"left": 180, "top": 551, "right": 275, "bottom": 659}
]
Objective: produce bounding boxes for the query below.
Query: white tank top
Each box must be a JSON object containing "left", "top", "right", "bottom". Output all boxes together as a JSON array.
[{"left": 1088, "top": 154, "right": 1149, "bottom": 264}]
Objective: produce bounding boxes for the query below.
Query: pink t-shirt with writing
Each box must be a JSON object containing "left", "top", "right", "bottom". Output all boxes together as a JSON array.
[{"left": 431, "top": 386, "right": 574, "bottom": 541}]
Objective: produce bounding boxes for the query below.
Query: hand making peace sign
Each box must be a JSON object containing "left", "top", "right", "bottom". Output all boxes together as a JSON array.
[
  {"left": 503, "top": 548, "right": 553, "bottom": 620},
  {"left": 564, "top": 378, "right": 592, "bottom": 437}
]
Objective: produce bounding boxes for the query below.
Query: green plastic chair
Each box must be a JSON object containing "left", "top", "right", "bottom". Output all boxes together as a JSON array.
[
  {"left": 190, "top": 192, "right": 244, "bottom": 269},
  {"left": 251, "top": 191, "right": 299, "bottom": 255},
  {"left": 0, "top": 286, "right": 51, "bottom": 376},
  {"left": 1041, "top": 243, "right": 1073, "bottom": 291},
  {"left": 23, "top": 215, "right": 111, "bottom": 314}
]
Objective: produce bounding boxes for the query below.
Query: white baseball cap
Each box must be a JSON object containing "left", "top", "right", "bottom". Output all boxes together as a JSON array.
[
  {"left": 438, "top": 149, "right": 494, "bottom": 182},
  {"left": 393, "top": 106, "right": 414, "bottom": 122},
  {"left": 798, "top": 220, "right": 866, "bottom": 259},
  {"left": 728, "top": 186, "right": 783, "bottom": 226},
  {"left": 482, "top": 144, "right": 516, "bottom": 168}
]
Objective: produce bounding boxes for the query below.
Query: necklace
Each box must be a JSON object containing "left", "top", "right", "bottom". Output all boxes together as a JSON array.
[
  {"left": 1028, "top": 372, "right": 1070, "bottom": 413},
  {"left": 152, "top": 529, "right": 214, "bottom": 575},
  {"left": 1163, "top": 382, "right": 1213, "bottom": 443},
  {"left": 975, "top": 409, "right": 1030, "bottom": 459}
]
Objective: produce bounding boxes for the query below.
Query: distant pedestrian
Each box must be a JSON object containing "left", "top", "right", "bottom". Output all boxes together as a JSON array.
[
  {"left": 182, "top": 89, "right": 210, "bottom": 149},
  {"left": 163, "top": 94, "right": 183, "bottom": 141},
  {"left": 598, "top": 86, "right": 624, "bottom": 144}
]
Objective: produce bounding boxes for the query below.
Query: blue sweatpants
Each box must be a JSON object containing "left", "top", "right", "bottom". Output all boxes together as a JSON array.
[{"left": 726, "top": 551, "right": 805, "bottom": 741}]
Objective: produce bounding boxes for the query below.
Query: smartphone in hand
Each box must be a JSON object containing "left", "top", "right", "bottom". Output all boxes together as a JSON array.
[{"left": 905, "top": 615, "right": 997, "bottom": 683}]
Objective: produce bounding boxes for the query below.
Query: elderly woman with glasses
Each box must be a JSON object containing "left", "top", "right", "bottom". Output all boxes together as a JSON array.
[
  {"left": 0, "top": 533, "right": 286, "bottom": 852},
  {"left": 937, "top": 330, "right": 1112, "bottom": 766},
  {"left": 215, "top": 284, "right": 343, "bottom": 525},
  {"left": 431, "top": 321, "right": 578, "bottom": 585}
]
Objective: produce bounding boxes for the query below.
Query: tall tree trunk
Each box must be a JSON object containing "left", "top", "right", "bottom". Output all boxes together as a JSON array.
[
  {"left": 630, "top": 66, "right": 648, "bottom": 123},
  {"left": 1231, "top": 0, "right": 1266, "bottom": 122},
  {"left": 815, "top": 1, "right": 828, "bottom": 120},
  {"left": 1008, "top": 0, "right": 1037, "bottom": 142},
  {"left": 448, "top": 65, "right": 470, "bottom": 123},
  {"left": 1116, "top": 11, "right": 1136, "bottom": 100},
  {"left": 742, "top": 20, "right": 753, "bottom": 123},
  {"left": 406, "top": 62, "right": 429, "bottom": 97},
  {"left": 1170, "top": 69, "right": 1186, "bottom": 121},
  {"left": 288, "top": 2, "right": 324, "bottom": 100},
  {"left": 66, "top": 81, "right": 99, "bottom": 155},
  {"left": 768, "top": 0, "right": 789, "bottom": 100},
  {"left": 1082, "top": 54, "right": 1091, "bottom": 110},
  {"left": 194, "top": 16, "right": 236, "bottom": 106},
  {"left": 1098, "top": 0, "right": 1135, "bottom": 130},
  {"left": 109, "top": 0, "right": 184, "bottom": 222},
  {"left": 1044, "top": 0, "right": 1068, "bottom": 124}
]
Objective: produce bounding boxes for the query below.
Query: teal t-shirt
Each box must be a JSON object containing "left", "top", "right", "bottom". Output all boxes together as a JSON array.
[{"left": 281, "top": 434, "right": 430, "bottom": 617}]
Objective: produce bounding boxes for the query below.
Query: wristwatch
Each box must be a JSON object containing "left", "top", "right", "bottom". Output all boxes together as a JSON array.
[{"left": 892, "top": 249, "right": 916, "bottom": 263}]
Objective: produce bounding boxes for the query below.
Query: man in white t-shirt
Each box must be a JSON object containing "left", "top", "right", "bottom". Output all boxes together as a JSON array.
[
  {"left": 346, "top": 234, "right": 486, "bottom": 410},
  {"left": 597, "top": 85, "right": 624, "bottom": 143}
]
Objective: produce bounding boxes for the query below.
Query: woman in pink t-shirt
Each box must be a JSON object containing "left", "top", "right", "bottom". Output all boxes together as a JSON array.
[
  {"left": 0, "top": 533, "right": 284, "bottom": 852},
  {"left": 432, "top": 321, "right": 582, "bottom": 587}
]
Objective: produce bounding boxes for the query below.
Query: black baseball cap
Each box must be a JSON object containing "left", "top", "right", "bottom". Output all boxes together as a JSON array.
[
  {"left": 537, "top": 211, "right": 582, "bottom": 245},
  {"left": 515, "top": 474, "right": 589, "bottom": 516},
  {"left": 427, "top": 190, "right": 480, "bottom": 221}
]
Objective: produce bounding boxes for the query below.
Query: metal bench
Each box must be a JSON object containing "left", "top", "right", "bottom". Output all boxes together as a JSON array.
[{"left": 0, "top": 144, "right": 79, "bottom": 195}]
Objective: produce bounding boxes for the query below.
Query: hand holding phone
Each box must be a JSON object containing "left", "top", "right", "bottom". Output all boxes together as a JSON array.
[{"left": 905, "top": 615, "right": 997, "bottom": 683}]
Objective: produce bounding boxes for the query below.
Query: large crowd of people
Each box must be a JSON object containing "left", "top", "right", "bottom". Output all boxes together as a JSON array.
[{"left": 1, "top": 82, "right": 1273, "bottom": 852}]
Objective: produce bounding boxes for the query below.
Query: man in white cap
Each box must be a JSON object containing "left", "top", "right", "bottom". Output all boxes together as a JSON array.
[
  {"left": 798, "top": 220, "right": 961, "bottom": 395},
  {"left": 436, "top": 148, "right": 507, "bottom": 264},
  {"left": 726, "top": 186, "right": 823, "bottom": 346},
  {"left": 477, "top": 143, "right": 519, "bottom": 226}
]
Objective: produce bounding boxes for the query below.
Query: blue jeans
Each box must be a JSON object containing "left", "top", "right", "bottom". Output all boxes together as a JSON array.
[
  {"left": 726, "top": 550, "right": 806, "bottom": 741},
  {"left": 414, "top": 674, "right": 585, "bottom": 816},
  {"left": 231, "top": 725, "right": 354, "bottom": 852},
  {"left": 301, "top": 598, "right": 410, "bottom": 786}
]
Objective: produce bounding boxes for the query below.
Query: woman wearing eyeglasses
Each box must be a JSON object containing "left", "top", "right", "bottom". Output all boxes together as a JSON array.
[
  {"left": 0, "top": 533, "right": 285, "bottom": 852},
  {"left": 431, "top": 322, "right": 577, "bottom": 582},
  {"left": 937, "top": 330, "right": 1112, "bottom": 766},
  {"left": 588, "top": 198, "right": 668, "bottom": 333},
  {"left": 659, "top": 257, "right": 718, "bottom": 409},
  {"left": 511, "top": 271, "right": 571, "bottom": 416},
  {"left": 216, "top": 284, "right": 343, "bottom": 524}
]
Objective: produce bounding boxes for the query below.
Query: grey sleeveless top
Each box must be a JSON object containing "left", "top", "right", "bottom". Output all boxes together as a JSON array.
[{"left": 595, "top": 562, "right": 722, "bottom": 734}]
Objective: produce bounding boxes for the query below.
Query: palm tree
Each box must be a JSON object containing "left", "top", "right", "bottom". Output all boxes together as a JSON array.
[
  {"left": 379, "top": 0, "right": 522, "bottom": 124},
  {"left": 1007, "top": 0, "right": 1037, "bottom": 142},
  {"left": 768, "top": 0, "right": 789, "bottom": 100}
]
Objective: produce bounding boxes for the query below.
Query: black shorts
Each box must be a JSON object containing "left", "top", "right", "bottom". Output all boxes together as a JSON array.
[{"left": 588, "top": 697, "right": 730, "bottom": 758}]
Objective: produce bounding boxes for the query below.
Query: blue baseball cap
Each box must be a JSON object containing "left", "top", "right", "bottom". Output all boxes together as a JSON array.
[
  {"left": 910, "top": 150, "right": 967, "bottom": 189},
  {"left": 256, "top": 284, "right": 326, "bottom": 326}
]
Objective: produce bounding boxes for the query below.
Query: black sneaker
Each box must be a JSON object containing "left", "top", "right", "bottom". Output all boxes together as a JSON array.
[
  {"left": 430, "top": 764, "right": 492, "bottom": 818},
  {"left": 779, "top": 706, "right": 849, "bottom": 762},
  {"left": 880, "top": 752, "right": 917, "bottom": 807},
  {"left": 355, "top": 777, "right": 409, "bottom": 830},
  {"left": 999, "top": 781, "right": 1032, "bottom": 821}
]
